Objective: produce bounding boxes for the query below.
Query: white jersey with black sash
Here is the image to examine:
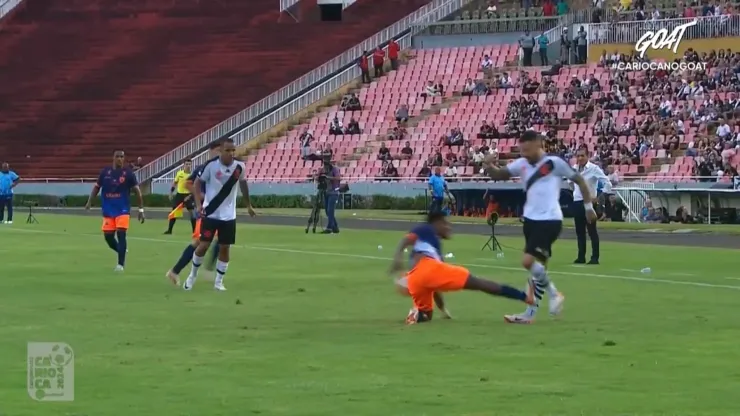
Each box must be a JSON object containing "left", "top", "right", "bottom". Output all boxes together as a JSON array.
[
  {"left": 505, "top": 156, "right": 578, "bottom": 221},
  {"left": 198, "top": 158, "right": 246, "bottom": 221}
]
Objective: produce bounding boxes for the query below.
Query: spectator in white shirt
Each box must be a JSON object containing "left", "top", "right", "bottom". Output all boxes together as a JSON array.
[
  {"left": 721, "top": 142, "right": 736, "bottom": 164},
  {"left": 421, "top": 81, "right": 439, "bottom": 98},
  {"left": 716, "top": 118, "right": 731, "bottom": 139}
]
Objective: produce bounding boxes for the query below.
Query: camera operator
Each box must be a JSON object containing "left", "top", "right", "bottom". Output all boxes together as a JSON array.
[{"left": 317, "top": 156, "right": 341, "bottom": 234}]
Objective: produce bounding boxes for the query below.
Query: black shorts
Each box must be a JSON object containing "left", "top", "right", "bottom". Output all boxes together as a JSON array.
[
  {"left": 522, "top": 218, "right": 562, "bottom": 262},
  {"left": 200, "top": 218, "right": 236, "bottom": 245},
  {"left": 172, "top": 193, "right": 195, "bottom": 211}
]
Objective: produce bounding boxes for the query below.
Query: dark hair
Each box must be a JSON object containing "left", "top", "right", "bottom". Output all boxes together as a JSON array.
[
  {"left": 208, "top": 141, "right": 222, "bottom": 150},
  {"left": 184, "top": 158, "right": 192, "bottom": 162},
  {"left": 426, "top": 211, "right": 447, "bottom": 224},
  {"left": 520, "top": 130, "right": 543, "bottom": 142}
]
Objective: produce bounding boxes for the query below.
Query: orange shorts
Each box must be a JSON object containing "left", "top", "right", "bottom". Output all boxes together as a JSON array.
[
  {"left": 405, "top": 256, "right": 469, "bottom": 312},
  {"left": 102, "top": 215, "right": 130, "bottom": 232},
  {"left": 192, "top": 218, "right": 218, "bottom": 240}
]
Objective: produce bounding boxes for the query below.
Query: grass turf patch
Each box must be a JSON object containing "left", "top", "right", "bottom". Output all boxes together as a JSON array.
[{"left": 1, "top": 215, "right": 739, "bottom": 415}]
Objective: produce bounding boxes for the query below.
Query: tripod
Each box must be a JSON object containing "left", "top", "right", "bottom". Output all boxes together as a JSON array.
[
  {"left": 26, "top": 204, "right": 39, "bottom": 224},
  {"left": 481, "top": 212, "right": 503, "bottom": 258},
  {"left": 305, "top": 190, "right": 325, "bottom": 234}
]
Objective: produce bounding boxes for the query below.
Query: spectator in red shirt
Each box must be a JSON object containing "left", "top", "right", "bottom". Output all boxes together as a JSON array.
[
  {"left": 542, "top": 0, "right": 555, "bottom": 16},
  {"left": 683, "top": 5, "right": 695, "bottom": 17},
  {"left": 358, "top": 52, "right": 370, "bottom": 83},
  {"left": 388, "top": 39, "right": 400, "bottom": 70},
  {"left": 372, "top": 46, "right": 385, "bottom": 78}
]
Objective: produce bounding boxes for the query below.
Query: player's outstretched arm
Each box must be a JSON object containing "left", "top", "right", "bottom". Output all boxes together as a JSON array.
[
  {"left": 390, "top": 234, "right": 414, "bottom": 275},
  {"left": 193, "top": 178, "right": 205, "bottom": 214},
  {"left": 433, "top": 292, "right": 452, "bottom": 319},
  {"left": 132, "top": 185, "right": 145, "bottom": 223},
  {"left": 482, "top": 154, "right": 512, "bottom": 181},
  {"left": 238, "top": 178, "right": 256, "bottom": 217},
  {"left": 570, "top": 173, "right": 597, "bottom": 223}
]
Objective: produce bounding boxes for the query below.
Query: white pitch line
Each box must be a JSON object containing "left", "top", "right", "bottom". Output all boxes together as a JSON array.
[
  {"left": 725, "top": 277, "right": 740, "bottom": 281},
  {"left": 3, "top": 227, "right": 740, "bottom": 291}
]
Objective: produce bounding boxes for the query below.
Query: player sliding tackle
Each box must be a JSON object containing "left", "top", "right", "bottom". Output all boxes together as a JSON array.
[
  {"left": 85, "top": 150, "right": 145, "bottom": 272},
  {"left": 481, "top": 131, "right": 596, "bottom": 324},
  {"left": 389, "top": 211, "right": 535, "bottom": 324},
  {"left": 183, "top": 139, "right": 256, "bottom": 291}
]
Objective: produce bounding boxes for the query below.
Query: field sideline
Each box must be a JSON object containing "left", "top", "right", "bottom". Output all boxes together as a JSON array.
[{"left": 1, "top": 215, "right": 739, "bottom": 415}]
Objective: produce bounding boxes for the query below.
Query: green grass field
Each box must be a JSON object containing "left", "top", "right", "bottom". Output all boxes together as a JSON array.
[{"left": 1, "top": 215, "right": 740, "bottom": 416}]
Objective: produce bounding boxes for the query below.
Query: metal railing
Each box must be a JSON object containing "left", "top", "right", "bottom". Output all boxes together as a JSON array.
[
  {"left": 589, "top": 15, "right": 740, "bottom": 45},
  {"left": 278, "top": 0, "right": 299, "bottom": 12},
  {"left": 602, "top": 2, "right": 740, "bottom": 23},
  {"left": 0, "top": 0, "right": 24, "bottom": 19},
  {"left": 412, "top": 15, "right": 559, "bottom": 36},
  {"left": 140, "top": 0, "right": 471, "bottom": 184}
]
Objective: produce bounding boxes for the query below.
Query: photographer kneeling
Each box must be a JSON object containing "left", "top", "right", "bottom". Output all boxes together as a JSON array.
[{"left": 318, "top": 156, "right": 342, "bottom": 234}]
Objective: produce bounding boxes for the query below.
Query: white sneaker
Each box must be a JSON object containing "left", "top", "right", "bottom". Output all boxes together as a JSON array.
[
  {"left": 7, "top": 221, "right": 12, "bottom": 224},
  {"left": 183, "top": 277, "right": 195, "bottom": 291},
  {"left": 504, "top": 313, "right": 535, "bottom": 324},
  {"left": 549, "top": 292, "right": 565, "bottom": 316},
  {"left": 1, "top": 221, "right": 6, "bottom": 224},
  {"left": 114, "top": 265, "right": 124, "bottom": 272},
  {"left": 165, "top": 270, "right": 180, "bottom": 286},
  {"left": 214, "top": 282, "right": 227, "bottom": 291}
]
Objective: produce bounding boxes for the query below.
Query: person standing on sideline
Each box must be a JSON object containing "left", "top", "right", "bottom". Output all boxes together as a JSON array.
[
  {"left": 387, "top": 38, "right": 400, "bottom": 70},
  {"left": 576, "top": 26, "right": 588, "bottom": 64},
  {"left": 0, "top": 162, "right": 20, "bottom": 224},
  {"left": 538, "top": 31, "right": 549, "bottom": 66},
  {"left": 322, "top": 158, "right": 342, "bottom": 234},
  {"left": 428, "top": 167, "right": 452, "bottom": 213},
  {"left": 571, "top": 148, "right": 611, "bottom": 264}
]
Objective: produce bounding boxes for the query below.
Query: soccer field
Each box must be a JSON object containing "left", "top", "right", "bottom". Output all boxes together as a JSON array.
[{"left": 1, "top": 215, "right": 739, "bottom": 416}]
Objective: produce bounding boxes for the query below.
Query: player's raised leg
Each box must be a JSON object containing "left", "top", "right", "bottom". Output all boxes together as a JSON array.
[
  {"left": 114, "top": 215, "right": 130, "bottom": 271},
  {"left": 183, "top": 220, "right": 215, "bottom": 290},
  {"left": 166, "top": 218, "right": 202, "bottom": 285}
]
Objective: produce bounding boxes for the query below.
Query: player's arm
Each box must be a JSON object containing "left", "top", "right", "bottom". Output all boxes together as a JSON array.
[
  {"left": 592, "top": 165, "right": 613, "bottom": 193},
  {"left": 482, "top": 154, "right": 514, "bottom": 180},
  {"left": 238, "top": 175, "right": 256, "bottom": 217},
  {"left": 170, "top": 175, "right": 178, "bottom": 200},
  {"left": 10, "top": 172, "right": 19, "bottom": 188},
  {"left": 193, "top": 177, "right": 205, "bottom": 213},
  {"left": 389, "top": 233, "right": 415, "bottom": 275},
  {"left": 129, "top": 172, "right": 145, "bottom": 223},
  {"left": 85, "top": 173, "right": 103, "bottom": 209},
  {"left": 558, "top": 160, "right": 597, "bottom": 222},
  {"left": 433, "top": 292, "right": 452, "bottom": 319}
]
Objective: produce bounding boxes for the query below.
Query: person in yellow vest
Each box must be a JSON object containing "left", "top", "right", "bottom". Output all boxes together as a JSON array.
[{"left": 164, "top": 159, "right": 195, "bottom": 234}]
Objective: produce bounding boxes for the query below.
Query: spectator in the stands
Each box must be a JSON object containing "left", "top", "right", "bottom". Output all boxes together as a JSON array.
[
  {"left": 400, "top": 141, "right": 413, "bottom": 159},
  {"left": 387, "top": 38, "right": 400, "bottom": 70},
  {"left": 556, "top": 0, "right": 568, "bottom": 14},
  {"left": 603, "top": 194, "right": 627, "bottom": 222},
  {"left": 372, "top": 46, "right": 385, "bottom": 78},
  {"left": 519, "top": 30, "right": 535, "bottom": 67},
  {"left": 329, "top": 116, "right": 343, "bottom": 135},
  {"left": 462, "top": 78, "right": 476, "bottom": 96},
  {"left": 340, "top": 93, "right": 361, "bottom": 111},
  {"left": 395, "top": 104, "right": 409, "bottom": 123},
  {"left": 559, "top": 27, "right": 570, "bottom": 64},
  {"left": 130, "top": 157, "right": 144, "bottom": 170},
  {"left": 416, "top": 161, "right": 431, "bottom": 181},
  {"left": 421, "top": 81, "right": 440, "bottom": 99},
  {"left": 441, "top": 128, "right": 464, "bottom": 147},
  {"left": 323, "top": 144, "right": 333, "bottom": 160},
  {"left": 538, "top": 31, "right": 549, "bottom": 66},
  {"left": 358, "top": 51, "right": 370, "bottom": 83},
  {"left": 387, "top": 124, "right": 407, "bottom": 140},
  {"left": 377, "top": 142, "right": 391, "bottom": 161},
  {"left": 542, "top": 0, "right": 555, "bottom": 16},
  {"left": 477, "top": 121, "right": 498, "bottom": 139},
  {"left": 345, "top": 118, "right": 361, "bottom": 135},
  {"left": 380, "top": 161, "right": 399, "bottom": 181},
  {"left": 481, "top": 54, "right": 494, "bottom": 78},
  {"left": 576, "top": 26, "right": 588, "bottom": 64},
  {"left": 299, "top": 129, "right": 314, "bottom": 160}
]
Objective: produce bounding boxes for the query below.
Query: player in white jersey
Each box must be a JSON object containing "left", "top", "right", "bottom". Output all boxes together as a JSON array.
[
  {"left": 184, "top": 138, "right": 256, "bottom": 291},
  {"left": 483, "top": 131, "right": 596, "bottom": 324},
  {"left": 571, "top": 148, "right": 611, "bottom": 265}
]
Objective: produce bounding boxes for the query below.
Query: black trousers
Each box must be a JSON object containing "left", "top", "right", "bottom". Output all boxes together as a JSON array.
[{"left": 573, "top": 202, "right": 599, "bottom": 261}]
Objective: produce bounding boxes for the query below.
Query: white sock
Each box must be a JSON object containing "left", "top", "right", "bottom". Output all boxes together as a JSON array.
[
  {"left": 215, "top": 260, "right": 228, "bottom": 285},
  {"left": 189, "top": 254, "right": 204, "bottom": 279},
  {"left": 547, "top": 282, "right": 559, "bottom": 298}
]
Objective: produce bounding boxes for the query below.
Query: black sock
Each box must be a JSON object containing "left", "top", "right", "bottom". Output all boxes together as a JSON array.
[
  {"left": 116, "top": 230, "right": 127, "bottom": 266},
  {"left": 104, "top": 233, "right": 118, "bottom": 252},
  {"left": 167, "top": 218, "right": 176, "bottom": 232},
  {"left": 173, "top": 244, "right": 196, "bottom": 274},
  {"left": 499, "top": 284, "right": 527, "bottom": 302}
]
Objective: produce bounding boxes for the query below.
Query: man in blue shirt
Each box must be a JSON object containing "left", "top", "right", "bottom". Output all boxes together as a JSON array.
[
  {"left": 0, "top": 162, "right": 20, "bottom": 224},
  {"left": 321, "top": 160, "right": 342, "bottom": 234},
  {"left": 428, "top": 167, "right": 451, "bottom": 213}
]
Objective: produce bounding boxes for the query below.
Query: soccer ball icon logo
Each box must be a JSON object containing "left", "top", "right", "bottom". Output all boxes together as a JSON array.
[{"left": 51, "top": 344, "right": 74, "bottom": 366}]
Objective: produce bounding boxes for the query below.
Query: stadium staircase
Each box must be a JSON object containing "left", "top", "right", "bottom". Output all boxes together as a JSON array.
[{"left": 0, "top": 0, "right": 434, "bottom": 178}]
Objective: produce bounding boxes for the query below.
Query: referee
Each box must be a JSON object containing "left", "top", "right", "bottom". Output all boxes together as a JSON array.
[
  {"left": 164, "top": 158, "right": 196, "bottom": 234},
  {"left": 571, "top": 149, "right": 611, "bottom": 265}
]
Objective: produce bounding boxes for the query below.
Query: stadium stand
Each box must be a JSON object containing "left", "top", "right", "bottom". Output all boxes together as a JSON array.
[
  {"left": 244, "top": 14, "right": 740, "bottom": 183},
  {"left": 0, "top": 0, "right": 434, "bottom": 178}
]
